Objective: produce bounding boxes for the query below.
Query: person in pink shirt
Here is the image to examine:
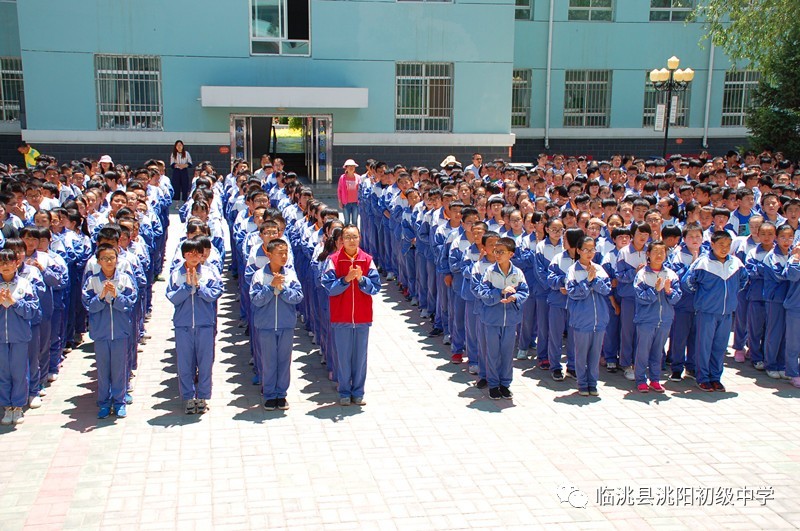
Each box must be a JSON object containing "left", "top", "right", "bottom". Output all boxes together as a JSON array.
[{"left": 338, "top": 159, "right": 360, "bottom": 225}]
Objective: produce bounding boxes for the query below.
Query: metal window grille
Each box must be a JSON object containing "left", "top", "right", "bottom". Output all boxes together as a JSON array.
[
  {"left": 563, "top": 70, "right": 611, "bottom": 128},
  {"left": 568, "top": 0, "right": 613, "bottom": 21},
  {"left": 649, "top": 0, "right": 693, "bottom": 22},
  {"left": 642, "top": 72, "right": 691, "bottom": 127},
  {"left": 250, "top": 0, "right": 310, "bottom": 56},
  {"left": 515, "top": 0, "right": 533, "bottom": 20},
  {"left": 395, "top": 62, "right": 453, "bottom": 132},
  {"left": 95, "top": 55, "right": 162, "bottom": 130},
  {"left": 0, "top": 57, "right": 23, "bottom": 122},
  {"left": 511, "top": 69, "right": 532, "bottom": 128},
  {"left": 721, "top": 70, "right": 760, "bottom": 127}
]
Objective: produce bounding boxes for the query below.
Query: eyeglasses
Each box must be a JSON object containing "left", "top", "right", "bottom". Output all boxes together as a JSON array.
[
  {"left": 98, "top": 256, "right": 116, "bottom": 263},
  {"left": 343, "top": 235, "right": 360, "bottom": 241},
  {"left": 493, "top": 249, "right": 509, "bottom": 255}
]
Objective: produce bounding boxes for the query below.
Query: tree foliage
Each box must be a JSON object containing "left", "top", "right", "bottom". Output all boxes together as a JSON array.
[
  {"left": 694, "top": 0, "right": 800, "bottom": 67},
  {"left": 746, "top": 27, "right": 800, "bottom": 158}
]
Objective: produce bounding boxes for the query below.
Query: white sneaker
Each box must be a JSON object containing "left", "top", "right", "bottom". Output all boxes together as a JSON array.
[
  {"left": 468, "top": 364, "right": 478, "bottom": 375},
  {"left": 12, "top": 408, "right": 23, "bottom": 425},
  {"left": 38, "top": 387, "right": 47, "bottom": 397},
  {"left": 410, "top": 297, "right": 419, "bottom": 306},
  {"left": 779, "top": 371, "right": 791, "bottom": 380},
  {"left": 767, "top": 370, "right": 782, "bottom": 379},
  {"left": 47, "top": 373, "right": 58, "bottom": 382},
  {"left": 443, "top": 334, "right": 451, "bottom": 345},
  {"left": 753, "top": 361, "right": 765, "bottom": 371},
  {"left": 624, "top": 367, "right": 635, "bottom": 381},
  {"left": 516, "top": 349, "right": 528, "bottom": 360},
  {"left": 28, "top": 396, "right": 42, "bottom": 409},
  {"left": 386, "top": 273, "right": 396, "bottom": 281},
  {"left": 420, "top": 310, "right": 430, "bottom": 318},
  {"left": 1, "top": 407, "right": 12, "bottom": 426}
]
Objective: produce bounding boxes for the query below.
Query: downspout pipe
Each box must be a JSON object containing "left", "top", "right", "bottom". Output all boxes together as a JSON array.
[
  {"left": 702, "top": 42, "right": 715, "bottom": 149},
  {"left": 544, "top": 0, "right": 554, "bottom": 150}
]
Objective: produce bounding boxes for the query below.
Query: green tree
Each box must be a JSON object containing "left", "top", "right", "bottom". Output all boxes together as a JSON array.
[
  {"left": 746, "top": 28, "right": 800, "bottom": 158},
  {"left": 695, "top": 0, "right": 800, "bottom": 67}
]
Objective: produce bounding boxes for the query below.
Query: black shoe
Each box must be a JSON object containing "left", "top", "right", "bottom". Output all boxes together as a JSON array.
[
  {"left": 499, "top": 386, "right": 513, "bottom": 399},
  {"left": 429, "top": 327, "right": 443, "bottom": 337},
  {"left": 669, "top": 371, "right": 683, "bottom": 382},
  {"left": 565, "top": 369, "right": 577, "bottom": 380},
  {"left": 475, "top": 378, "right": 488, "bottom": 389},
  {"left": 263, "top": 399, "right": 277, "bottom": 411},
  {"left": 711, "top": 381, "right": 726, "bottom": 392},
  {"left": 552, "top": 369, "right": 564, "bottom": 381},
  {"left": 488, "top": 387, "right": 501, "bottom": 400},
  {"left": 606, "top": 362, "right": 618, "bottom": 373},
  {"left": 277, "top": 398, "right": 289, "bottom": 410}
]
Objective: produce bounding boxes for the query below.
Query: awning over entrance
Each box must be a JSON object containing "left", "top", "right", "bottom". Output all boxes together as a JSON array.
[{"left": 201, "top": 86, "right": 368, "bottom": 109}]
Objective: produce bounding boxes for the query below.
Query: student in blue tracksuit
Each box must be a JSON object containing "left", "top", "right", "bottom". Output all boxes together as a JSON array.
[
  {"left": 547, "top": 228, "right": 583, "bottom": 381},
  {"left": 762, "top": 224, "right": 793, "bottom": 380},
  {"left": 745, "top": 222, "right": 776, "bottom": 371},
  {"left": 682, "top": 231, "right": 748, "bottom": 392},
  {"left": 446, "top": 206, "right": 479, "bottom": 364},
  {"left": 600, "top": 224, "right": 628, "bottom": 371},
  {"left": 166, "top": 239, "right": 224, "bottom": 415},
  {"left": 533, "top": 218, "right": 563, "bottom": 371},
  {"left": 476, "top": 236, "right": 529, "bottom": 400},
  {"left": 0, "top": 249, "right": 40, "bottom": 427},
  {"left": 459, "top": 221, "right": 487, "bottom": 376},
  {"left": 469, "top": 231, "right": 501, "bottom": 389},
  {"left": 82, "top": 244, "right": 138, "bottom": 419},
  {"left": 250, "top": 239, "right": 304, "bottom": 411},
  {"left": 783, "top": 244, "right": 800, "bottom": 388},
  {"left": 730, "top": 215, "right": 764, "bottom": 362},
  {"left": 633, "top": 240, "right": 682, "bottom": 393},
  {"left": 666, "top": 222, "right": 704, "bottom": 381},
  {"left": 566, "top": 236, "right": 611, "bottom": 397},
  {"left": 615, "top": 222, "right": 651, "bottom": 381}
]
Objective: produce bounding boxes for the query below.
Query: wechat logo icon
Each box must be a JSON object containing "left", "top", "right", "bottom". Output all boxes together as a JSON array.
[{"left": 556, "top": 485, "right": 589, "bottom": 509}]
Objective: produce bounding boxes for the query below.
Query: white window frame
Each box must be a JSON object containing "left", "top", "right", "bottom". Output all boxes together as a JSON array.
[
  {"left": 568, "top": 0, "right": 613, "bottom": 22},
  {"left": 250, "top": 0, "right": 311, "bottom": 56},
  {"left": 512, "top": 69, "right": 532, "bottom": 128},
  {"left": 395, "top": 62, "right": 454, "bottom": 133},
  {"left": 643, "top": 72, "right": 691, "bottom": 127},
  {"left": 721, "top": 70, "right": 760, "bottom": 127},
  {"left": 0, "top": 57, "right": 23, "bottom": 123},
  {"left": 95, "top": 55, "right": 163, "bottom": 131},
  {"left": 515, "top": 0, "right": 533, "bottom": 20},
  {"left": 563, "top": 70, "right": 611, "bottom": 128},
  {"left": 649, "top": 0, "right": 694, "bottom": 22}
]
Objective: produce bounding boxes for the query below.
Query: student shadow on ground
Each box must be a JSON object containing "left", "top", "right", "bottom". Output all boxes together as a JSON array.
[
  {"left": 61, "top": 343, "right": 121, "bottom": 433},
  {"left": 147, "top": 346, "right": 204, "bottom": 428}
]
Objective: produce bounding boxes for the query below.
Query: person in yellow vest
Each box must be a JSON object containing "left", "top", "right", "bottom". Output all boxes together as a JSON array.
[{"left": 17, "top": 142, "right": 41, "bottom": 169}]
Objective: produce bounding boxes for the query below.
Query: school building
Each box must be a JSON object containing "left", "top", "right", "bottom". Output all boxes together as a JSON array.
[{"left": 0, "top": 0, "right": 753, "bottom": 180}]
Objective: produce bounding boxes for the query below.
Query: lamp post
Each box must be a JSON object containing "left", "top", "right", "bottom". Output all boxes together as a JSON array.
[{"left": 649, "top": 56, "right": 694, "bottom": 159}]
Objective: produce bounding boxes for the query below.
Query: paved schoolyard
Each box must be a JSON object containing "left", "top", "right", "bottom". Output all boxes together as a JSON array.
[{"left": 1, "top": 212, "right": 799, "bottom": 530}]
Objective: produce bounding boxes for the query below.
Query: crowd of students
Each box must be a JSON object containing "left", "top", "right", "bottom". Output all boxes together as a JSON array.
[
  {"left": 2, "top": 145, "right": 800, "bottom": 426},
  {"left": 352, "top": 151, "right": 800, "bottom": 398}
]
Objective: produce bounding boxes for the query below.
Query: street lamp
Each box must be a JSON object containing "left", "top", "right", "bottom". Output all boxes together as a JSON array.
[{"left": 649, "top": 56, "right": 694, "bottom": 159}]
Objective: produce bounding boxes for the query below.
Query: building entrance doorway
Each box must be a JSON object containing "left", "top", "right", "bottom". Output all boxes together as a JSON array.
[{"left": 230, "top": 114, "right": 332, "bottom": 183}]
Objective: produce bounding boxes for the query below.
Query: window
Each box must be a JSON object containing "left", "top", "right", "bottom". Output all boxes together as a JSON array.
[
  {"left": 397, "top": 0, "right": 451, "bottom": 3},
  {"left": 250, "top": 0, "right": 310, "bottom": 56},
  {"left": 642, "top": 73, "right": 691, "bottom": 127},
  {"left": 0, "top": 57, "right": 23, "bottom": 122},
  {"left": 512, "top": 69, "right": 532, "bottom": 128},
  {"left": 396, "top": 62, "right": 453, "bottom": 132},
  {"left": 95, "top": 55, "right": 163, "bottom": 131},
  {"left": 721, "top": 70, "right": 761, "bottom": 127},
  {"left": 563, "top": 70, "right": 611, "bottom": 128},
  {"left": 649, "top": 0, "right": 693, "bottom": 22},
  {"left": 516, "top": 0, "right": 533, "bottom": 20},
  {"left": 568, "top": 0, "right": 612, "bottom": 21}
]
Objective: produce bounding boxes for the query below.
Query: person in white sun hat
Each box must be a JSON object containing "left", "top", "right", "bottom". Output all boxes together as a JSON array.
[{"left": 338, "top": 159, "right": 361, "bottom": 225}]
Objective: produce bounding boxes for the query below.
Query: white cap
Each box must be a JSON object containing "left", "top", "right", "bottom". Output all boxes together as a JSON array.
[
  {"left": 99, "top": 155, "right": 113, "bottom": 164},
  {"left": 343, "top": 159, "right": 358, "bottom": 168},
  {"left": 440, "top": 155, "right": 460, "bottom": 168}
]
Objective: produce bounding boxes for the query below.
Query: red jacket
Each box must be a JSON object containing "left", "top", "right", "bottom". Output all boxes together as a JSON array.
[{"left": 326, "top": 248, "right": 377, "bottom": 324}]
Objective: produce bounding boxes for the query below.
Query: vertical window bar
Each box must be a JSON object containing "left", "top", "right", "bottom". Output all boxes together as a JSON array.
[{"left": 95, "top": 54, "right": 162, "bottom": 130}]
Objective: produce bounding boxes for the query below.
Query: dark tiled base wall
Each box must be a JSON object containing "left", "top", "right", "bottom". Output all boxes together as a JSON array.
[{"left": 1, "top": 135, "right": 752, "bottom": 177}]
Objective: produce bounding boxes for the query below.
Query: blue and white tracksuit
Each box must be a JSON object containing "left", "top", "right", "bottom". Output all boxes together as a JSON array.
[
  {"left": 476, "top": 263, "right": 529, "bottom": 389},
  {"left": 615, "top": 244, "right": 648, "bottom": 369},
  {"left": 0, "top": 275, "right": 40, "bottom": 409},
  {"left": 82, "top": 270, "right": 138, "bottom": 409},
  {"left": 744, "top": 244, "right": 772, "bottom": 365},
  {"left": 731, "top": 236, "right": 758, "bottom": 351},
  {"left": 763, "top": 248, "right": 790, "bottom": 373},
  {"left": 250, "top": 266, "right": 304, "bottom": 401},
  {"left": 682, "top": 254, "right": 748, "bottom": 385},
  {"left": 166, "top": 264, "right": 224, "bottom": 401},
  {"left": 534, "top": 238, "right": 562, "bottom": 362},
  {"left": 566, "top": 262, "right": 611, "bottom": 391},
  {"left": 665, "top": 245, "right": 698, "bottom": 374},
  {"left": 600, "top": 248, "right": 621, "bottom": 365},
  {"left": 633, "top": 266, "right": 682, "bottom": 385},
  {"left": 782, "top": 255, "right": 800, "bottom": 378},
  {"left": 547, "top": 250, "right": 576, "bottom": 372}
]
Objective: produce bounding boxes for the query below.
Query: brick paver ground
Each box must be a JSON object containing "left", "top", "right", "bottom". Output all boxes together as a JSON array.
[{"left": 1, "top": 211, "right": 800, "bottom": 530}]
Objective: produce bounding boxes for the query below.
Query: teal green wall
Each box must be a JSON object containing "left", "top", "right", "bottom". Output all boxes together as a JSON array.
[{"left": 0, "top": 2, "right": 20, "bottom": 57}]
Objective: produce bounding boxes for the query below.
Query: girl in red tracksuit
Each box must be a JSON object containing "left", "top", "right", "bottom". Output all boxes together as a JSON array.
[{"left": 321, "top": 226, "right": 381, "bottom": 406}]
